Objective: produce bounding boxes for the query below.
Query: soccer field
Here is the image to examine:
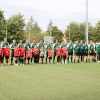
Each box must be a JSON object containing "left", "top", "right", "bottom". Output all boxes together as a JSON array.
[{"left": 0, "top": 63, "right": 100, "bottom": 100}]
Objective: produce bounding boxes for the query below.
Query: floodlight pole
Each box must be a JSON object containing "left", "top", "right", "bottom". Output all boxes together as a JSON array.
[{"left": 86, "top": 0, "right": 88, "bottom": 44}]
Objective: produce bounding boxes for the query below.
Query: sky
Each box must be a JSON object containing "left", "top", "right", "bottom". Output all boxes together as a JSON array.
[{"left": 0, "top": 0, "right": 100, "bottom": 31}]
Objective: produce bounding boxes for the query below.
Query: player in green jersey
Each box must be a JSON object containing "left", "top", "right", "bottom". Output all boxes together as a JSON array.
[
  {"left": 88, "top": 40, "right": 95, "bottom": 62},
  {"left": 60, "top": 40, "right": 65, "bottom": 48},
  {"left": 31, "top": 39, "right": 37, "bottom": 63},
  {"left": 67, "top": 40, "right": 73, "bottom": 63},
  {"left": 10, "top": 40, "right": 16, "bottom": 65},
  {"left": 83, "top": 41, "right": 89, "bottom": 62},
  {"left": 74, "top": 40, "right": 80, "bottom": 63},
  {"left": 79, "top": 40, "right": 84, "bottom": 62},
  {"left": 53, "top": 40, "right": 59, "bottom": 63},
  {"left": 97, "top": 42, "right": 100, "bottom": 62},
  {"left": 45, "top": 41, "right": 51, "bottom": 63},
  {"left": 37, "top": 39, "right": 44, "bottom": 49}
]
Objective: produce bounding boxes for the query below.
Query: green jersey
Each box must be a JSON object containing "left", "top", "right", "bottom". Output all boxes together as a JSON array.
[
  {"left": 45, "top": 44, "right": 51, "bottom": 51},
  {"left": 24, "top": 43, "right": 30, "bottom": 51},
  {"left": 67, "top": 44, "right": 73, "bottom": 53},
  {"left": 31, "top": 43, "right": 36, "bottom": 48},
  {"left": 97, "top": 44, "right": 100, "bottom": 53},
  {"left": 10, "top": 43, "right": 16, "bottom": 54},
  {"left": 1, "top": 42, "right": 7, "bottom": 48},
  {"left": 18, "top": 43, "right": 23, "bottom": 48},
  {"left": 79, "top": 44, "right": 84, "bottom": 53},
  {"left": 53, "top": 43, "right": 59, "bottom": 53},
  {"left": 89, "top": 44, "right": 94, "bottom": 53},
  {"left": 37, "top": 43, "right": 43, "bottom": 49},
  {"left": 74, "top": 44, "right": 80, "bottom": 53},
  {"left": 60, "top": 44, "right": 65, "bottom": 48},
  {"left": 83, "top": 44, "right": 88, "bottom": 52}
]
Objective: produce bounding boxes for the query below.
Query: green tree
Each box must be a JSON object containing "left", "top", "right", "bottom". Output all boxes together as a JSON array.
[
  {"left": 7, "top": 13, "right": 26, "bottom": 43},
  {"left": 0, "top": 9, "right": 6, "bottom": 41},
  {"left": 93, "top": 21, "right": 100, "bottom": 41},
  {"left": 25, "top": 16, "right": 42, "bottom": 42},
  {"left": 66, "top": 22, "right": 86, "bottom": 41},
  {"left": 51, "top": 26, "right": 63, "bottom": 42}
]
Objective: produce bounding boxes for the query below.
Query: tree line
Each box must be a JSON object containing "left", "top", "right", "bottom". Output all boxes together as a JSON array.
[{"left": 0, "top": 9, "right": 100, "bottom": 43}]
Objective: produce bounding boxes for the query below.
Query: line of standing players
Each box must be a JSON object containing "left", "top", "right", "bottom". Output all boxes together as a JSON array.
[{"left": 0, "top": 38, "right": 100, "bottom": 66}]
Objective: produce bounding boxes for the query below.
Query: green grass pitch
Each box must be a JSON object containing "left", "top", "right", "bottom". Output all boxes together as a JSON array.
[{"left": 0, "top": 63, "right": 100, "bottom": 100}]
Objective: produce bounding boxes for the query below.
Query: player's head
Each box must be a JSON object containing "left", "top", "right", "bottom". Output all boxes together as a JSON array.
[
  {"left": 26, "top": 39, "right": 29, "bottom": 43},
  {"left": 13, "top": 40, "right": 16, "bottom": 43},
  {"left": 4, "top": 38, "right": 7, "bottom": 42},
  {"left": 21, "top": 44, "right": 24, "bottom": 48},
  {"left": 70, "top": 40, "right": 72, "bottom": 44},
  {"left": 55, "top": 40, "right": 58, "bottom": 43},
  {"left": 20, "top": 40, "right": 23, "bottom": 43},
  {"left": 48, "top": 41, "right": 50, "bottom": 44},
  {"left": 34, "top": 45, "right": 37, "bottom": 48},
  {"left": 33, "top": 39, "right": 36, "bottom": 43},
  {"left": 80, "top": 40, "right": 83, "bottom": 44},
  {"left": 90, "top": 40, "right": 92, "bottom": 44},
  {"left": 40, "top": 39, "right": 43, "bottom": 43}
]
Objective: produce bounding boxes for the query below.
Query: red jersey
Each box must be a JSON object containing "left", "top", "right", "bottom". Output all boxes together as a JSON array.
[
  {"left": 26, "top": 50, "right": 31, "bottom": 58},
  {"left": 19, "top": 47, "right": 25, "bottom": 56},
  {"left": 33, "top": 48, "right": 39, "bottom": 56},
  {"left": 56, "top": 48, "right": 61, "bottom": 56},
  {"left": 4, "top": 47, "right": 10, "bottom": 57},
  {"left": 61, "top": 48, "right": 68, "bottom": 56},
  {"left": 14, "top": 48, "right": 19, "bottom": 57},
  {"left": 0, "top": 48, "right": 3, "bottom": 56},
  {"left": 48, "top": 50, "right": 52, "bottom": 57}
]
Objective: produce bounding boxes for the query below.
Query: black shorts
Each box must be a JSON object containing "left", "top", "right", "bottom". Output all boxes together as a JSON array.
[
  {"left": 49, "top": 57, "right": 52, "bottom": 59},
  {"left": 68, "top": 52, "right": 73, "bottom": 56},
  {"left": 62, "top": 56, "right": 66, "bottom": 59},
  {"left": 84, "top": 52, "right": 88, "bottom": 56},
  {"left": 5, "top": 56, "right": 9, "bottom": 59},
  {"left": 75, "top": 52, "right": 80, "bottom": 56},
  {"left": 0, "top": 56, "right": 2, "bottom": 60},
  {"left": 89, "top": 52, "right": 94, "bottom": 56},
  {"left": 79, "top": 52, "right": 84, "bottom": 56},
  {"left": 46, "top": 51, "right": 48, "bottom": 57}
]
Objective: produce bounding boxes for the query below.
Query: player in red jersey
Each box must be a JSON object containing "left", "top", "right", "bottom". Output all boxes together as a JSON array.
[
  {"left": 61, "top": 45, "right": 68, "bottom": 64},
  {"left": 0, "top": 44, "right": 3, "bottom": 66},
  {"left": 48, "top": 48, "right": 53, "bottom": 64},
  {"left": 26, "top": 47, "right": 32, "bottom": 64},
  {"left": 56, "top": 45, "right": 61, "bottom": 64},
  {"left": 19, "top": 45, "right": 25, "bottom": 65},
  {"left": 14, "top": 44, "right": 19, "bottom": 65},
  {"left": 32, "top": 45, "right": 40, "bottom": 64},
  {"left": 4, "top": 43, "right": 10, "bottom": 65}
]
